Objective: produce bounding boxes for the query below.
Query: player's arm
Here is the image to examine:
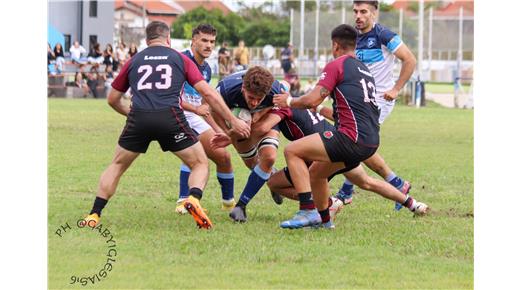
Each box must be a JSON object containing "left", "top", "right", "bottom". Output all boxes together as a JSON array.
[
  {"left": 316, "top": 105, "right": 334, "bottom": 121},
  {"left": 250, "top": 113, "right": 282, "bottom": 140},
  {"left": 385, "top": 43, "right": 416, "bottom": 101},
  {"left": 194, "top": 80, "right": 250, "bottom": 138},
  {"left": 107, "top": 88, "right": 130, "bottom": 116},
  {"left": 274, "top": 85, "right": 329, "bottom": 109}
]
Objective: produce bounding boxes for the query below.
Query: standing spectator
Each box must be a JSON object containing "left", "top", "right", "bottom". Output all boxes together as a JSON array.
[
  {"left": 70, "top": 41, "right": 87, "bottom": 64},
  {"left": 103, "top": 44, "right": 114, "bottom": 68},
  {"left": 233, "top": 40, "right": 249, "bottom": 71},
  {"left": 75, "top": 64, "right": 89, "bottom": 97},
  {"left": 280, "top": 42, "right": 294, "bottom": 75},
  {"left": 102, "top": 65, "right": 114, "bottom": 97},
  {"left": 218, "top": 42, "right": 232, "bottom": 80},
  {"left": 115, "top": 41, "right": 128, "bottom": 70},
  {"left": 88, "top": 43, "right": 104, "bottom": 64},
  {"left": 47, "top": 43, "right": 56, "bottom": 74},
  {"left": 128, "top": 43, "right": 138, "bottom": 57},
  {"left": 86, "top": 64, "right": 101, "bottom": 98},
  {"left": 53, "top": 43, "right": 65, "bottom": 74}
]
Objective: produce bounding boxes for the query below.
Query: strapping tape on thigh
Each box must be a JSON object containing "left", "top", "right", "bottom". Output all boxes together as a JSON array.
[
  {"left": 239, "top": 146, "right": 258, "bottom": 159},
  {"left": 258, "top": 137, "right": 279, "bottom": 151}
]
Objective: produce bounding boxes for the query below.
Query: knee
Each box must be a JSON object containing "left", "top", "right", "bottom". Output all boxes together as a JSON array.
[
  {"left": 260, "top": 152, "right": 277, "bottom": 169},
  {"left": 356, "top": 176, "right": 374, "bottom": 191},
  {"left": 212, "top": 149, "right": 231, "bottom": 168}
]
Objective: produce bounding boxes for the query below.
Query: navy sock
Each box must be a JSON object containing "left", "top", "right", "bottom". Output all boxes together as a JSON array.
[
  {"left": 402, "top": 196, "right": 415, "bottom": 209},
  {"left": 336, "top": 179, "right": 354, "bottom": 202},
  {"left": 238, "top": 165, "right": 270, "bottom": 206},
  {"left": 318, "top": 208, "right": 330, "bottom": 224},
  {"left": 386, "top": 172, "right": 404, "bottom": 189},
  {"left": 178, "top": 164, "right": 191, "bottom": 199},
  {"left": 90, "top": 196, "right": 108, "bottom": 216},
  {"left": 189, "top": 187, "right": 203, "bottom": 200},
  {"left": 298, "top": 192, "right": 315, "bottom": 210},
  {"left": 217, "top": 172, "right": 234, "bottom": 201}
]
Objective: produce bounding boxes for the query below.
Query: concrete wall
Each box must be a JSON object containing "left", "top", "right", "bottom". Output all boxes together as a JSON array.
[{"left": 81, "top": 1, "right": 114, "bottom": 50}]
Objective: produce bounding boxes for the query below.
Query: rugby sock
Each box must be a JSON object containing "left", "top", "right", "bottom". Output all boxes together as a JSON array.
[
  {"left": 318, "top": 208, "right": 331, "bottom": 224},
  {"left": 386, "top": 172, "right": 404, "bottom": 190},
  {"left": 237, "top": 165, "right": 270, "bottom": 206},
  {"left": 90, "top": 196, "right": 108, "bottom": 216},
  {"left": 217, "top": 171, "right": 234, "bottom": 201},
  {"left": 178, "top": 164, "right": 191, "bottom": 199},
  {"left": 298, "top": 192, "right": 315, "bottom": 210},
  {"left": 336, "top": 178, "right": 354, "bottom": 202},
  {"left": 189, "top": 187, "right": 203, "bottom": 200},
  {"left": 401, "top": 196, "right": 417, "bottom": 210}
]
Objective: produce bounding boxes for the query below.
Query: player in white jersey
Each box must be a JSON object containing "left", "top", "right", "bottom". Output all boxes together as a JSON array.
[
  {"left": 334, "top": 1, "right": 418, "bottom": 211},
  {"left": 175, "top": 24, "right": 236, "bottom": 214}
]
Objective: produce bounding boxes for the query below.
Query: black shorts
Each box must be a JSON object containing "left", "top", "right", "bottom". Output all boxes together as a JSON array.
[
  {"left": 118, "top": 107, "right": 198, "bottom": 153},
  {"left": 320, "top": 129, "right": 378, "bottom": 172}
]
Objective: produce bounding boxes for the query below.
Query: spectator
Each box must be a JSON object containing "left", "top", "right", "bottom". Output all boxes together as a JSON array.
[
  {"left": 103, "top": 44, "right": 114, "bottom": 68},
  {"left": 218, "top": 42, "right": 232, "bottom": 80},
  {"left": 88, "top": 43, "right": 104, "bottom": 64},
  {"left": 233, "top": 40, "right": 249, "bottom": 71},
  {"left": 53, "top": 43, "right": 65, "bottom": 74},
  {"left": 103, "top": 65, "right": 114, "bottom": 97},
  {"left": 302, "top": 78, "right": 315, "bottom": 94},
  {"left": 86, "top": 64, "right": 102, "bottom": 98},
  {"left": 75, "top": 64, "right": 89, "bottom": 97},
  {"left": 128, "top": 43, "right": 138, "bottom": 57},
  {"left": 47, "top": 43, "right": 56, "bottom": 74},
  {"left": 115, "top": 41, "right": 128, "bottom": 70},
  {"left": 284, "top": 67, "right": 301, "bottom": 96},
  {"left": 280, "top": 42, "right": 294, "bottom": 75},
  {"left": 70, "top": 41, "right": 87, "bottom": 64}
]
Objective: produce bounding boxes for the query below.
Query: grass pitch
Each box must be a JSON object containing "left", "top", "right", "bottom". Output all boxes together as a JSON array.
[{"left": 48, "top": 99, "right": 473, "bottom": 289}]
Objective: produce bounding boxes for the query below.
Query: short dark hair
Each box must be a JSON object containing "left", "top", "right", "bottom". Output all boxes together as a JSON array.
[
  {"left": 243, "top": 66, "right": 274, "bottom": 97},
  {"left": 353, "top": 0, "right": 378, "bottom": 10},
  {"left": 192, "top": 24, "right": 217, "bottom": 38},
  {"left": 146, "top": 21, "right": 170, "bottom": 41},
  {"left": 331, "top": 24, "right": 358, "bottom": 50}
]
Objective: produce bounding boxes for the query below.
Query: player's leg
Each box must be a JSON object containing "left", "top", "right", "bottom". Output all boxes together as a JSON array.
[
  {"left": 84, "top": 145, "right": 140, "bottom": 227},
  {"left": 267, "top": 168, "right": 299, "bottom": 201},
  {"left": 363, "top": 153, "right": 411, "bottom": 210},
  {"left": 198, "top": 128, "right": 235, "bottom": 210},
  {"left": 343, "top": 165, "right": 429, "bottom": 215},
  {"left": 279, "top": 133, "right": 331, "bottom": 229},
  {"left": 229, "top": 130, "right": 280, "bottom": 222}
]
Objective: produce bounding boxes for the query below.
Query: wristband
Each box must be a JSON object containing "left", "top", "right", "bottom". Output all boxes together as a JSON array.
[
  {"left": 316, "top": 105, "right": 324, "bottom": 114},
  {"left": 286, "top": 96, "right": 293, "bottom": 107}
]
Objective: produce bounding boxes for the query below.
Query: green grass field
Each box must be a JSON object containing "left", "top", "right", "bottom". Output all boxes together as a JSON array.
[{"left": 48, "top": 99, "right": 473, "bottom": 289}]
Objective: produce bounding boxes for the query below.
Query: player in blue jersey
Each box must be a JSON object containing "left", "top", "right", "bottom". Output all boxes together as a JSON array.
[
  {"left": 334, "top": 0, "right": 418, "bottom": 211},
  {"left": 172, "top": 24, "right": 236, "bottom": 214},
  {"left": 274, "top": 24, "right": 428, "bottom": 229},
  {"left": 210, "top": 67, "right": 285, "bottom": 222},
  {"left": 82, "top": 21, "right": 250, "bottom": 229}
]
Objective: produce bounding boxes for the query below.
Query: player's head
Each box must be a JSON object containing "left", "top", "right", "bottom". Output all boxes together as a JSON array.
[
  {"left": 353, "top": 1, "right": 378, "bottom": 32},
  {"left": 330, "top": 24, "right": 358, "bottom": 58},
  {"left": 191, "top": 24, "right": 217, "bottom": 59},
  {"left": 145, "top": 21, "right": 171, "bottom": 46},
  {"left": 241, "top": 66, "right": 275, "bottom": 110}
]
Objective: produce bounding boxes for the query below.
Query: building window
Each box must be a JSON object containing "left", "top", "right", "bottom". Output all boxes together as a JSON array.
[
  {"left": 64, "top": 34, "right": 71, "bottom": 51},
  {"left": 89, "top": 1, "right": 97, "bottom": 18},
  {"left": 89, "top": 35, "right": 98, "bottom": 53}
]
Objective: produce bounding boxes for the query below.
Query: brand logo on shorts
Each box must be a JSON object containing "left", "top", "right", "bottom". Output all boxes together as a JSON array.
[
  {"left": 174, "top": 133, "right": 187, "bottom": 142},
  {"left": 323, "top": 131, "right": 333, "bottom": 139}
]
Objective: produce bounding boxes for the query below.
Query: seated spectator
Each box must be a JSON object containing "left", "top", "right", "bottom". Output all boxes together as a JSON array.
[
  {"left": 302, "top": 78, "right": 315, "bottom": 94},
  {"left": 103, "top": 44, "right": 114, "bottom": 68},
  {"left": 87, "top": 43, "right": 104, "bottom": 64},
  {"left": 53, "top": 43, "right": 65, "bottom": 74},
  {"left": 115, "top": 41, "right": 128, "bottom": 70},
  {"left": 75, "top": 64, "right": 89, "bottom": 97},
  {"left": 218, "top": 42, "right": 232, "bottom": 80},
  {"left": 102, "top": 65, "right": 114, "bottom": 96},
  {"left": 128, "top": 43, "right": 138, "bottom": 58},
  {"left": 70, "top": 41, "right": 87, "bottom": 64},
  {"left": 47, "top": 43, "right": 56, "bottom": 75},
  {"left": 86, "top": 64, "right": 102, "bottom": 98},
  {"left": 284, "top": 68, "right": 301, "bottom": 96}
]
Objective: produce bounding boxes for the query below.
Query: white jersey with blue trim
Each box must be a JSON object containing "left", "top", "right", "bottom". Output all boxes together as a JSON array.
[
  {"left": 355, "top": 23, "right": 403, "bottom": 97},
  {"left": 181, "top": 49, "right": 212, "bottom": 106}
]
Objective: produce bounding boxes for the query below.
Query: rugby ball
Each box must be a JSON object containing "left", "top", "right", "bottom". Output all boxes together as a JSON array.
[{"left": 232, "top": 107, "right": 252, "bottom": 123}]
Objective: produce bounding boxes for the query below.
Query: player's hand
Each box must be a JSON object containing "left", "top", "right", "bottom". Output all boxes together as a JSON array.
[
  {"left": 383, "top": 88, "right": 399, "bottom": 101},
  {"left": 273, "top": 89, "right": 291, "bottom": 108},
  {"left": 230, "top": 118, "right": 250, "bottom": 139},
  {"left": 210, "top": 132, "right": 232, "bottom": 149},
  {"left": 195, "top": 104, "right": 210, "bottom": 117}
]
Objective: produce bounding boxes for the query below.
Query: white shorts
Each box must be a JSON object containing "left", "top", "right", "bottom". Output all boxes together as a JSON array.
[
  {"left": 375, "top": 94, "right": 395, "bottom": 124},
  {"left": 184, "top": 111, "right": 211, "bottom": 135}
]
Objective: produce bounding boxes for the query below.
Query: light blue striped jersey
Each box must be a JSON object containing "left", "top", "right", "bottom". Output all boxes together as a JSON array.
[{"left": 355, "top": 23, "right": 403, "bottom": 96}]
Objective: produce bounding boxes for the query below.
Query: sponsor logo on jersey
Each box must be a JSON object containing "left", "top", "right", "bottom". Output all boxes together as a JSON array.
[
  {"left": 323, "top": 131, "right": 333, "bottom": 139},
  {"left": 144, "top": 55, "right": 168, "bottom": 60},
  {"left": 367, "top": 37, "right": 376, "bottom": 48}
]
